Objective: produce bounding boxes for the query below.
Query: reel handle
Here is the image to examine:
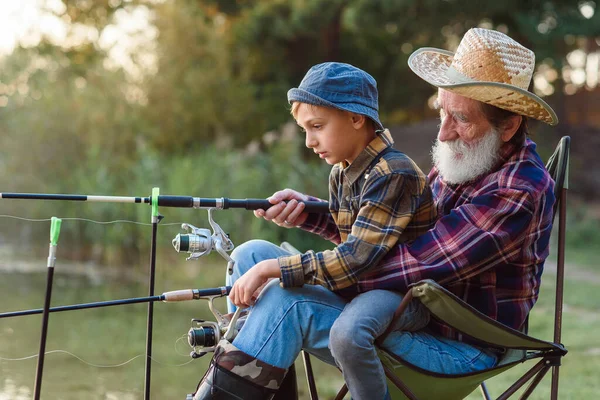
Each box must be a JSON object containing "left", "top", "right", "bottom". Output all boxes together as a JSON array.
[{"left": 162, "top": 287, "right": 231, "bottom": 302}]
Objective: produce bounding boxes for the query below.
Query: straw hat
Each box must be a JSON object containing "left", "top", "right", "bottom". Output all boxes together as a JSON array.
[{"left": 408, "top": 28, "right": 558, "bottom": 125}]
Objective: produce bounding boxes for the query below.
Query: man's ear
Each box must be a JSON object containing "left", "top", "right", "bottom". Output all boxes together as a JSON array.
[
  {"left": 500, "top": 115, "right": 522, "bottom": 142},
  {"left": 350, "top": 113, "right": 367, "bottom": 129}
]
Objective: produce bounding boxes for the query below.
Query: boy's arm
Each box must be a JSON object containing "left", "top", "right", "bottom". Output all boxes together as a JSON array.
[
  {"left": 296, "top": 167, "right": 342, "bottom": 244},
  {"left": 279, "top": 170, "right": 431, "bottom": 290},
  {"left": 297, "top": 195, "right": 341, "bottom": 244}
]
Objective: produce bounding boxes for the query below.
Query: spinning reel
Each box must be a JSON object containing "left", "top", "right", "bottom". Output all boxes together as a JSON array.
[{"left": 171, "top": 208, "right": 241, "bottom": 358}]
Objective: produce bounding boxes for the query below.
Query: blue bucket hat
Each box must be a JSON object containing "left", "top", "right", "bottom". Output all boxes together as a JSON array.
[{"left": 287, "top": 62, "right": 384, "bottom": 131}]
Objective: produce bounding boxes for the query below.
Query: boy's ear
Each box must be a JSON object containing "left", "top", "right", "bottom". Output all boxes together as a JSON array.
[{"left": 350, "top": 113, "right": 367, "bottom": 129}]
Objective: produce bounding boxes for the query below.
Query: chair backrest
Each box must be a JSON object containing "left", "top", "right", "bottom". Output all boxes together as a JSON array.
[
  {"left": 521, "top": 136, "right": 571, "bottom": 337},
  {"left": 545, "top": 136, "right": 571, "bottom": 221},
  {"left": 544, "top": 135, "right": 570, "bottom": 341},
  {"left": 545, "top": 136, "right": 570, "bottom": 399}
]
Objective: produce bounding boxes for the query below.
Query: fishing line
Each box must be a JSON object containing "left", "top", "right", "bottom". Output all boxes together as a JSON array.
[
  {"left": 0, "top": 348, "right": 193, "bottom": 368},
  {"left": 174, "top": 334, "right": 191, "bottom": 357},
  {"left": 0, "top": 214, "right": 186, "bottom": 226}
]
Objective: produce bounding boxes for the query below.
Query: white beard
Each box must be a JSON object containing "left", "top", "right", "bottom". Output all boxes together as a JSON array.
[{"left": 432, "top": 128, "right": 504, "bottom": 185}]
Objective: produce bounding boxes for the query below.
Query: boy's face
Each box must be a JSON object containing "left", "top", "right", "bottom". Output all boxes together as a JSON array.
[{"left": 295, "top": 103, "right": 368, "bottom": 165}]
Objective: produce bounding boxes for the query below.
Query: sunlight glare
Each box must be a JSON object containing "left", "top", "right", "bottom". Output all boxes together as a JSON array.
[
  {"left": 579, "top": 2, "right": 595, "bottom": 19},
  {"left": 0, "top": 0, "right": 66, "bottom": 55}
]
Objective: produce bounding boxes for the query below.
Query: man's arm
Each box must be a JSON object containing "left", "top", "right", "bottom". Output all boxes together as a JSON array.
[{"left": 372, "top": 187, "right": 541, "bottom": 292}]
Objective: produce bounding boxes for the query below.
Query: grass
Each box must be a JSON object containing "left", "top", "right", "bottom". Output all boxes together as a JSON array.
[{"left": 460, "top": 275, "right": 600, "bottom": 399}]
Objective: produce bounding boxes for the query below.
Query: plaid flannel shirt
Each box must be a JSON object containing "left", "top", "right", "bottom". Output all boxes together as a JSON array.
[
  {"left": 278, "top": 129, "right": 436, "bottom": 292},
  {"left": 294, "top": 138, "right": 555, "bottom": 339}
]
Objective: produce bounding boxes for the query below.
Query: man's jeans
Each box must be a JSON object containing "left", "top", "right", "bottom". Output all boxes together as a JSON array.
[{"left": 226, "top": 240, "right": 497, "bottom": 400}]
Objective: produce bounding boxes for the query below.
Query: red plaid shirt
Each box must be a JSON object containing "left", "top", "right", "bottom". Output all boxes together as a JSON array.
[{"left": 299, "top": 139, "right": 555, "bottom": 339}]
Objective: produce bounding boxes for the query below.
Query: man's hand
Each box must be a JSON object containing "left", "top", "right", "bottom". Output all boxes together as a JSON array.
[
  {"left": 229, "top": 259, "right": 282, "bottom": 308},
  {"left": 254, "top": 189, "right": 310, "bottom": 228}
]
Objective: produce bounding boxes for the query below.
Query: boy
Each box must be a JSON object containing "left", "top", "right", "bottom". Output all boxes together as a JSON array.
[
  {"left": 227, "top": 62, "right": 436, "bottom": 400},
  {"left": 189, "top": 62, "right": 435, "bottom": 400}
]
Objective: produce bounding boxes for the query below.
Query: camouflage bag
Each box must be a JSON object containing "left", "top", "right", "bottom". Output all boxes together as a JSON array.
[{"left": 189, "top": 339, "right": 288, "bottom": 400}]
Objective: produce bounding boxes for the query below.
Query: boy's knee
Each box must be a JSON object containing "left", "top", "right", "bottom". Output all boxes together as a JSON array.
[{"left": 230, "top": 239, "right": 272, "bottom": 261}]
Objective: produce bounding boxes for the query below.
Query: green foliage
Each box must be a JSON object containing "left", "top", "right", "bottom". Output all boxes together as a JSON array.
[
  {"left": 1, "top": 0, "right": 600, "bottom": 262},
  {"left": 143, "top": 0, "right": 600, "bottom": 151},
  {"left": 0, "top": 96, "right": 333, "bottom": 261}
]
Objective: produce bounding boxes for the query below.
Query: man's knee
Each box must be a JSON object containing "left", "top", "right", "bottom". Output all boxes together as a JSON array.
[{"left": 330, "top": 314, "right": 371, "bottom": 362}]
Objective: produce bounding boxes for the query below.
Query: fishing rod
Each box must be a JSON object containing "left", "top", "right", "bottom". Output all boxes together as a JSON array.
[
  {"left": 0, "top": 286, "right": 231, "bottom": 319},
  {"left": 0, "top": 188, "right": 330, "bottom": 399},
  {"left": 0, "top": 192, "right": 330, "bottom": 213}
]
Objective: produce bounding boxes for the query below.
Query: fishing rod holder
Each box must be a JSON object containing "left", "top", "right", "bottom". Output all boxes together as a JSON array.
[{"left": 171, "top": 209, "right": 236, "bottom": 274}]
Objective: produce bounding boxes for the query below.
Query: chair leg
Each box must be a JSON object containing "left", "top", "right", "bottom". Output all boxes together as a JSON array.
[
  {"left": 550, "top": 365, "right": 561, "bottom": 400},
  {"left": 334, "top": 384, "right": 348, "bottom": 400},
  {"left": 479, "top": 381, "right": 491, "bottom": 400},
  {"left": 497, "top": 359, "right": 547, "bottom": 400},
  {"left": 519, "top": 364, "right": 551, "bottom": 400},
  {"left": 302, "top": 350, "right": 319, "bottom": 400}
]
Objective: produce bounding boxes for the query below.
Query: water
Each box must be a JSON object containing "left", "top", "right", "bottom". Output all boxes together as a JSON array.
[{"left": 0, "top": 254, "right": 228, "bottom": 399}]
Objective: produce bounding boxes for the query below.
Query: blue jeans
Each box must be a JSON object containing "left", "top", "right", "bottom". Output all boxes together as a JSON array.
[{"left": 226, "top": 240, "right": 497, "bottom": 400}]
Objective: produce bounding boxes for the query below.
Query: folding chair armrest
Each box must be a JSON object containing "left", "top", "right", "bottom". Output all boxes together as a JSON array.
[{"left": 410, "top": 280, "right": 565, "bottom": 353}]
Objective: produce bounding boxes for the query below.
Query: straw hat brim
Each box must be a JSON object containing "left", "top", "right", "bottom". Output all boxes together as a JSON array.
[{"left": 408, "top": 48, "right": 558, "bottom": 126}]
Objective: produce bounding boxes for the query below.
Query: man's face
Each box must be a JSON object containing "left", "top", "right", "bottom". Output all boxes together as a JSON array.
[
  {"left": 432, "top": 90, "right": 504, "bottom": 184},
  {"left": 295, "top": 103, "right": 367, "bottom": 165},
  {"left": 436, "top": 89, "right": 493, "bottom": 145}
]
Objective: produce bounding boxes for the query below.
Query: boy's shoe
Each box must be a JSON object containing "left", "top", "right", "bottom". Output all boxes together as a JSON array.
[{"left": 189, "top": 339, "right": 288, "bottom": 400}]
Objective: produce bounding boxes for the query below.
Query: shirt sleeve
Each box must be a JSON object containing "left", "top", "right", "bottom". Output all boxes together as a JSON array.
[
  {"left": 372, "top": 187, "right": 537, "bottom": 292},
  {"left": 297, "top": 195, "right": 341, "bottom": 245},
  {"left": 279, "top": 171, "right": 424, "bottom": 290},
  {"left": 296, "top": 167, "right": 342, "bottom": 244}
]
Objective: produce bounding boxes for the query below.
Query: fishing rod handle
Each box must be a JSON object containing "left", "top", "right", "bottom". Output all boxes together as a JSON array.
[
  {"left": 162, "top": 286, "right": 231, "bottom": 302},
  {"left": 231, "top": 199, "right": 329, "bottom": 214},
  {"left": 156, "top": 196, "right": 329, "bottom": 213}
]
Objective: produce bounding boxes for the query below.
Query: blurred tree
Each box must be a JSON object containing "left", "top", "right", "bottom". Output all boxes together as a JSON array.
[
  {"left": 0, "top": 14, "right": 150, "bottom": 262},
  {"left": 2, "top": 0, "right": 600, "bottom": 260},
  {"left": 145, "top": 0, "right": 600, "bottom": 151}
]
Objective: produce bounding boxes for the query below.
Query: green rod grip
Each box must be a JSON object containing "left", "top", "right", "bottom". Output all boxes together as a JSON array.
[
  {"left": 50, "top": 217, "right": 62, "bottom": 246},
  {"left": 151, "top": 187, "right": 159, "bottom": 218}
]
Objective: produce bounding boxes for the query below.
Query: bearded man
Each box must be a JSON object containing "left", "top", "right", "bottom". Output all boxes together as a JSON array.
[{"left": 188, "top": 28, "right": 558, "bottom": 400}]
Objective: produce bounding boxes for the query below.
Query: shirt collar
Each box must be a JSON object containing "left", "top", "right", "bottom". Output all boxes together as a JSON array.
[
  {"left": 495, "top": 137, "right": 523, "bottom": 169},
  {"left": 341, "top": 129, "right": 394, "bottom": 185}
]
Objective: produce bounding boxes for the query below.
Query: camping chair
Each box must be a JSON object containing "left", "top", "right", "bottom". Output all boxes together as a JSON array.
[{"left": 296, "top": 135, "right": 570, "bottom": 400}]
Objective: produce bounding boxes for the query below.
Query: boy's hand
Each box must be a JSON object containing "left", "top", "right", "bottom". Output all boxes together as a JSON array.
[
  {"left": 254, "top": 188, "right": 309, "bottom": 228},
  {"left": 229, "top": 259, "right": 281, "bottom": 308}
]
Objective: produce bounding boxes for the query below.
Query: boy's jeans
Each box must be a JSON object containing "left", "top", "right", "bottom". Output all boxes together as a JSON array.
[{"left": 226, "top": 240, "right": 497, "bottom": 400}]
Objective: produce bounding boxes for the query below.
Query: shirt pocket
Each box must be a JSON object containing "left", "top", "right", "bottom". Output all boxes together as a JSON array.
[{"left": 349, "top": 195, "right": 362, "bottom": 214}]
